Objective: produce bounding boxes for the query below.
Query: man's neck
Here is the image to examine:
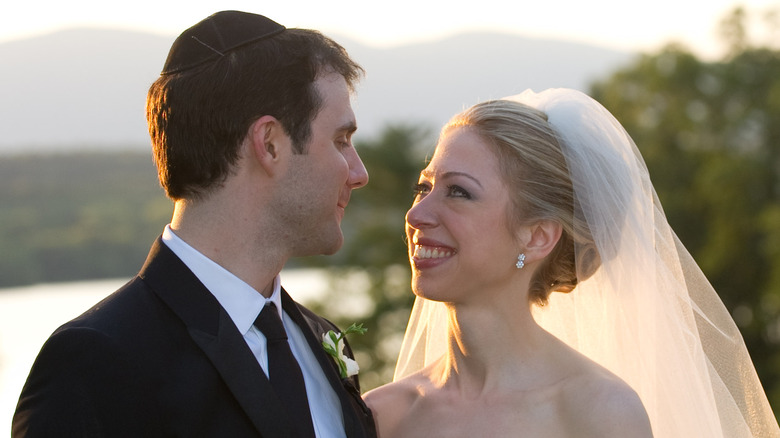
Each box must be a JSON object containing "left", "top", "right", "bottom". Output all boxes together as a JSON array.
[{"left": 170, "top": 199, "right": 289, "bottom": 295}]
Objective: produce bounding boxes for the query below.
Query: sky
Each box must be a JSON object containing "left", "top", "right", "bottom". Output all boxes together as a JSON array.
[{"left": 2, "top": 0, "right": 779, "bottom": 59}]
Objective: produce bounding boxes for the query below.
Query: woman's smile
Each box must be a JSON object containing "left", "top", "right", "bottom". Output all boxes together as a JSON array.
[
  {"left": 413, "top": 245, "right": 455, "bottom": 259},
  {"left": 411, "top": 243, "right": 456, "bottom": 269},
  {"left": 410, "top": 236, "right": 457, "bottom": 269}
]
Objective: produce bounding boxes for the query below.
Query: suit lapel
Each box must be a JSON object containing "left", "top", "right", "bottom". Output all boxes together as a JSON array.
[
  {"left": 280, "top": 288, "right": 375, "bottom": 438},
  {"left": 187, "top": 312, "right": 295, "bottom": 437},
  {"left": 139, "top": 239, "right": 299, "bottom": 437}
]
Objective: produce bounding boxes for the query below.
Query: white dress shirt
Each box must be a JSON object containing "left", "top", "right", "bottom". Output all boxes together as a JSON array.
[{"left": 162, "top": 225, "right": 346, "bottom": 438}]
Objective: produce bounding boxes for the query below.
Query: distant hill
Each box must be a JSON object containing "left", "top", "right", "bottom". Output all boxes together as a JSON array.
[
  {"left": 0, "top": 29, "right": 171, "bottom": 153},
  {"left": 0, "top": 28, "right": 632, "bottom": 154}
]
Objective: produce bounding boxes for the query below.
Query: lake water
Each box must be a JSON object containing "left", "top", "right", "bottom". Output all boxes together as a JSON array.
[{"left": 0, "top": 270, "right": 329, "bottom": 435}]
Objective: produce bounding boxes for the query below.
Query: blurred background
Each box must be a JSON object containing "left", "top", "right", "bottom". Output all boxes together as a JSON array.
[{"left": 1, "top": 0, "right": 779, "bottom": 431}]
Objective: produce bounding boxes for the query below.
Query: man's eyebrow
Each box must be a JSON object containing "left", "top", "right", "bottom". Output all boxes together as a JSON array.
[
  {"left": 420, "top": 169, "right": 483, "bottom": 189},
  {"left": 337, "top": 121, "right": 357, "bottom": 135}
]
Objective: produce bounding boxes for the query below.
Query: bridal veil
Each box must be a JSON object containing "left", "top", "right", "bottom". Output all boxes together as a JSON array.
[{"left": 393, "top": 88, "right": 779, "bottom": 437}]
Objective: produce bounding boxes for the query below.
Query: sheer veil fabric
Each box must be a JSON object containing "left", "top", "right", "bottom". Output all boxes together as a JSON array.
[{"left": 393, "top": 88, "right": 780, "bottom": 437}]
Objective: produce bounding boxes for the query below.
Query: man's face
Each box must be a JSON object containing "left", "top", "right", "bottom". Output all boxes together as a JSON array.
[{"left": 275, "top": 72, "right": 369, "bottom": 257}]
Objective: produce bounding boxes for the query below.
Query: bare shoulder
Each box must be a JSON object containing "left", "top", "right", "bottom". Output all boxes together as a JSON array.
[
  {"left": 561, "top": 363, "right": 653, "bottom": 438},
  {"left": 363, "top": 377, "right": 416, "bottom": 413},
  {"left": 364, "top": 373, "right": 427, "bottom": 438}
]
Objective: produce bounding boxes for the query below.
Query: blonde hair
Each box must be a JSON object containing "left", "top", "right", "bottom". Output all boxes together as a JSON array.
[{"left": 444, "top": 100, "right": 599, "bottom": 305}]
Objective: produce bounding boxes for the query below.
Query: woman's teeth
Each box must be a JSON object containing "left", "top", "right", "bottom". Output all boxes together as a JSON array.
[{"left": 413, "top": 245, "right": 453, "bottom": 259}]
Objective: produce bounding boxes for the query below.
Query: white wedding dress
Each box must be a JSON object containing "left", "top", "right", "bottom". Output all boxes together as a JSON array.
[{"left": 393, "top": 88, "right": 780, "bottom": 437}]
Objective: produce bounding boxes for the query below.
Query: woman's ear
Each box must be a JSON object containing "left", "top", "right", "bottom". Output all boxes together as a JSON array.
[
  {"left": 519, "top": 220, "right": 563, "bottom": 262},
  {"left": 246, "top": 115, "right": 289, "bottom": 175}
]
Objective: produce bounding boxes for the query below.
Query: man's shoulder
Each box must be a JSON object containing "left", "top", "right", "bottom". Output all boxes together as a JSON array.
[
  {"left": 50, "top": 275, "right": 187, "bottom": 356},
  {"left": 63, "top": 276, "right": 157, "bottom": 329}
]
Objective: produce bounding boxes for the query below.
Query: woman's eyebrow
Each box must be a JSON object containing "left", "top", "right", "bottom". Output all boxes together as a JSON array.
[{"left": 420, "top": 169, "right": 483, "bottom": 189}]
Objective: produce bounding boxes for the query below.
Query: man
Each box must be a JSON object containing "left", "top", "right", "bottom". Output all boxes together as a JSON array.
[{"left": 13, "top": 11, "right": 375, "bottom": 437}]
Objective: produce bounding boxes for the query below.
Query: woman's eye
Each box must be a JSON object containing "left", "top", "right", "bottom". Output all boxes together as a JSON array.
[
  {"left": 412, "top": 183, "right": 430, "bottom": 199},
  {"left": 412, "top": 183, "right": 471, "bottom": 200},
  {"left": 448, "top": 185, "right": 471, "bottom": 199}
]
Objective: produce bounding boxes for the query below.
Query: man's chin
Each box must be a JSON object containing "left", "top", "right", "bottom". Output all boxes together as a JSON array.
[
  {"left": 297, "top": 231, "right": 343, "bottom": 257},
  {"left": 320, "top": 236, "right": 344, "bottom": 256}
]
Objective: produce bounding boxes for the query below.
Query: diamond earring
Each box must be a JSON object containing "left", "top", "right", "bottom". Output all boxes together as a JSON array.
[{"left": 516, "top": 253, "right": 526, "bottom": 269}]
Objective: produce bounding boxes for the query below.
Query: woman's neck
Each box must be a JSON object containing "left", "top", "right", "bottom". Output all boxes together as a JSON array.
[{"left": 435, "top": 297, "right": 552, "bottom": 397}]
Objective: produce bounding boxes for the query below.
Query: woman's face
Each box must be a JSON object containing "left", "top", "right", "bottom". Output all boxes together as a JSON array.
[{"left": 405, "top": 127, "right": 522, "bottom": 303}]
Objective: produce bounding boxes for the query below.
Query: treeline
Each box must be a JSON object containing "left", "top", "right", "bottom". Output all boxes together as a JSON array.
[
  {"left": 590, "top": 43, "right": 780, "bottom": 410},
  {"left": 0, "top": 152, "right": 171, "bottom": 287}
]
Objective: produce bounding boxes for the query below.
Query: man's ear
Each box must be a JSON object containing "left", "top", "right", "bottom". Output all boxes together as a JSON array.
[
  {"left": 246, "top": 115, "right": 288, "bottom": 175},
  {"left": 519, "top": 220, "right": 563, "bottom": 262}
]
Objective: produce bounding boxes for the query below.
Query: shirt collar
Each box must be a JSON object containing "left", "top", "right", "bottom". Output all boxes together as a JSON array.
[{"left": 161, "top": 225, "right": 282, "bottom": 334}]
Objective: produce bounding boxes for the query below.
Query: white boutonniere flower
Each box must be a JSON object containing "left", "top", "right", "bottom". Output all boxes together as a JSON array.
[{"left": 322, "top": 323, "right": 366, "bottom": 378}]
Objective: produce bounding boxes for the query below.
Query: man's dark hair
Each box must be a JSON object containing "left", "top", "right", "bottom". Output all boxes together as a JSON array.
[{"left": 146, "top": 29, "right": 363, "bottom": 200}]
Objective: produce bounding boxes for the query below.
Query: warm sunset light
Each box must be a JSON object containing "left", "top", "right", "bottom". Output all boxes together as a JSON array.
[{"left": 3, "top": 1, "right": 780, "bottom": 436}]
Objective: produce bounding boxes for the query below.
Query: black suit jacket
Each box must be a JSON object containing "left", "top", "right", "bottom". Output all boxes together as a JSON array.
[{"left": 12, "top": 238, "right": 376, "bottom": 438}]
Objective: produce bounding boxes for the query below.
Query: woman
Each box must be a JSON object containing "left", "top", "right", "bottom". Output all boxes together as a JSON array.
[{"left": 364, "top": 88, "right": 779, "bottom": 437}]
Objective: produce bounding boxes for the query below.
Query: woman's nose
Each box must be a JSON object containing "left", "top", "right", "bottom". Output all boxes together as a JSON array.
[{"left": 405, "top": 195, "right": 435, "bottom": 230}]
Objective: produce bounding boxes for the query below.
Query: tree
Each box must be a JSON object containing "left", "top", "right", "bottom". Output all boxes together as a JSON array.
[{"left": 590, "top": 7, "right": 780, "bottom": 412}]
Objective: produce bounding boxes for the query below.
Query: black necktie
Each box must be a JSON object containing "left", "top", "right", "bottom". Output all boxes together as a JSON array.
[{"left": 254, "top": 302, "right": 316, "bottom": 437}]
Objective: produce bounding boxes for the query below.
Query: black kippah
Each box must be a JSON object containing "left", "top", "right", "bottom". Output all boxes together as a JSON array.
[{"left": 161, "top": 10, "right": 286, "bottom": 75}]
